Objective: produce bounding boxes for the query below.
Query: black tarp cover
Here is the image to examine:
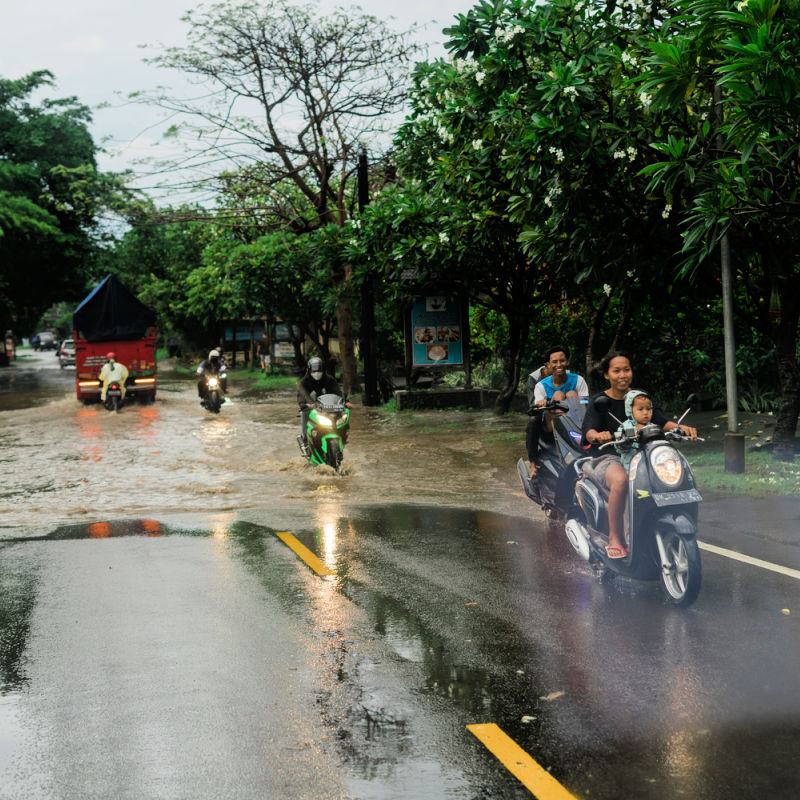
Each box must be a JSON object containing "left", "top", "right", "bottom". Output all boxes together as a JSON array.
[{"left": 73, "top": 274, "right": 156, "bottom": 342}]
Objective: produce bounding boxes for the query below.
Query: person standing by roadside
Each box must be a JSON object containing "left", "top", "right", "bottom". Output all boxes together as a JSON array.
[{"left": 257, "top": 332, "right": 272, "bottom": 375}]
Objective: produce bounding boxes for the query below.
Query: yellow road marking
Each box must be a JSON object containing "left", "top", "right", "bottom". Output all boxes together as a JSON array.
[
  {"left": 699, "top": 541, "right": 800, "bottom": 581},
  {"left": 467, "top": 724, "right": 580, "bottom": 799},
  {"left": 275, "top": 531, "right": 334, "bottom": 577}
]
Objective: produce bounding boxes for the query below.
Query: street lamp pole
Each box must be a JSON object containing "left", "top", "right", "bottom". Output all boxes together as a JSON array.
[
  {"left": 358, "top": 145, "right": 380, "bottom": 406},
  {"left": 715, "top": 83, "right": 744, "bottom": 473}
]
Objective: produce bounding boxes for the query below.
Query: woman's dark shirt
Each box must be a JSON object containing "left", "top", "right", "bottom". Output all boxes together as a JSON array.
[{"left": 581, "top": 392, "right": 669, "bottom": 457}]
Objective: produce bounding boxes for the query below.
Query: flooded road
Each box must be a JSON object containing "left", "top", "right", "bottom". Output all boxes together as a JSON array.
[
  {"left": 0, "top": 351, "right": 529, "bottom": 534},
  {"left": 2, "top": 352, "right": 800, "bottom": 799}
]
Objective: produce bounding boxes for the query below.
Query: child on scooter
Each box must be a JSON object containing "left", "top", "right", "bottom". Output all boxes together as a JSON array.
[{"left": 616, "top": 390, "right": 652, "bottom": 470}]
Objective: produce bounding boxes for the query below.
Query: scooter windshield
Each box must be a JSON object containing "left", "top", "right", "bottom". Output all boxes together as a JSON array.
[
  {"left": 317, "top": 393, "right": 345, "bottom": 411},
  {"left": 554, "top": 396, "right": 590, "bottom": 453}
]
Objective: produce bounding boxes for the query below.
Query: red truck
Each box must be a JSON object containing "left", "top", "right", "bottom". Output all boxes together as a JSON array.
[{"left": 72, "top": 274, "right": 158, "bottom": 403}]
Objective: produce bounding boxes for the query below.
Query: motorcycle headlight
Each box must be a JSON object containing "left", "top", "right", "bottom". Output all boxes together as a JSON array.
[
  {"left": 649, "top": 446, "right": 683, "bottom": 486},
  {"left": 316, "top": 414, "right": 333, "bottom": 427},
  {"left": 208, "top": 377, "right": 218, "bottom": 388}
]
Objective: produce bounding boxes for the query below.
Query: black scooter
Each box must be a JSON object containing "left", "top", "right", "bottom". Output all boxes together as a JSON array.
[
  {"left": 519, "top": 395, "right": 703, "bottom": 607},
  {"left": 517, "top": 396, "right": 590, "bottom": 518},
  {"left": 201, "top": 371, "right": 226, "bottom": 414}
]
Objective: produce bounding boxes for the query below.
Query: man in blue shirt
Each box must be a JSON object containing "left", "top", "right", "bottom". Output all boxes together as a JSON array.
[{"left": 527, "top": 345, "right": 589, "bottom": 477}]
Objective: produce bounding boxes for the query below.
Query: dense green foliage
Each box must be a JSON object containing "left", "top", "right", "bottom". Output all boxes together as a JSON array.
[{"left": 0, "top": 71, "right": 111, "bottom": 333}]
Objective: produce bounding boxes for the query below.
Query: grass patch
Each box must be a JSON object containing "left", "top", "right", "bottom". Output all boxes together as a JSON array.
[
  {"left": 380, "top": 397, "right": 397, "bottom": 413},
  {"left": 230, "top": 369, "right": 297, "bottom": 389},
  {"left": 688, "top": 449, "right": 800, "bottom": 497}
]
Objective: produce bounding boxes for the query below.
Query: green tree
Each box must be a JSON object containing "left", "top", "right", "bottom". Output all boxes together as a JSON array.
[
  {"left": 0, "top": 71, "right": 108, "bottom": 333},
  {"left": 353, "top": 0, "right": 692, "bottom": 408},
  {"left": 138, "top": 0, "right": 422, "bottom": 390},
  {"left": 639, "top": 0, "right": 800, "bottom": 459}
]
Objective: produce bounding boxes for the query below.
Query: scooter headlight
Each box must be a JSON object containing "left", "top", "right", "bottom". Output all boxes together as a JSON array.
[
  {"left": 316, "top": 414, "right": 334, "bottom": 427},
  {"left": 650, "top": 446, "right": 683, "bottom": 486}
]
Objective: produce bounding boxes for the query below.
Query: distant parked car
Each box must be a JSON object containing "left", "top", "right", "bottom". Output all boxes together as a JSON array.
[
  {"left": 58, "top": 338, "right": 76, "bottom": 368},
  {"left": 34, "top": 331, "right": 57, "bottom": 350}
]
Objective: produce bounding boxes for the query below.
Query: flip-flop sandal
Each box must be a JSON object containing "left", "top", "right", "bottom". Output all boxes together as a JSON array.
[{"left": 605, "top": 545, "right": 628, "bottom": 559}]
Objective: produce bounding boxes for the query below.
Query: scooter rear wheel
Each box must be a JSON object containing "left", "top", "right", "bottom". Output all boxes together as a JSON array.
[{"left": 658, "top": 531, "right": 702, "bottom": 607}]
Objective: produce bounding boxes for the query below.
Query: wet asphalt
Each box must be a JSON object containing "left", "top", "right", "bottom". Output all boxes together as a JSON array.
[{"left": 1, "top": 352, "right": 800, "bottom": 799}]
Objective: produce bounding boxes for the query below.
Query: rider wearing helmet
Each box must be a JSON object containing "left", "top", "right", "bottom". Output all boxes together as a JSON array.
[
  {"left": 297, "top": 356, "right": 343, "bottom": 443},
  {"left": 98, "top": 351, "right": 129, "bottom": 403},
  {"left": 197, "top": 349, "right": 227, "bottom": 400}
]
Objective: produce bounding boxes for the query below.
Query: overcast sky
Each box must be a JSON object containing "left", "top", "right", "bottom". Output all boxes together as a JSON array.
[{"left": 0, "top": 0, "right": 471, "bottom": 203}]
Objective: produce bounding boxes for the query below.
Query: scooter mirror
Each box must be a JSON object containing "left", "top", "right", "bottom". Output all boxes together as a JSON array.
[{"left": 594, "top": 394, "right": 612, "bottom": 412}]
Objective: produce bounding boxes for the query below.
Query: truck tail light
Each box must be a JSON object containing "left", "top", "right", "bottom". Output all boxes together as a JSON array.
[
  {"left": 134, "top": 377, "right": 156, "bottom": 385},
  {"left": 78, "top": 380, "right": 101, "bottom": 388}
]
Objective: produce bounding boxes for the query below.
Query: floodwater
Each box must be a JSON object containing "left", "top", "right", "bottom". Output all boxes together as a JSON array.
[{"left": 0, "top": 352, "right": 531, "bottom": 535}]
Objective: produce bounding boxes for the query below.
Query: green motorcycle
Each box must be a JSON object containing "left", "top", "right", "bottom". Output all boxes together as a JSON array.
[{"left": 297, "top": 393, "right": 350, "bottom": 470}]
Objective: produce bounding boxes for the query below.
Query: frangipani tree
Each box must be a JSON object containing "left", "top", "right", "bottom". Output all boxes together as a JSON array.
[
  {"left": 639, "top": 0, "right": 800, "bottom": 459},
  {"left": 354, "top": 0, "right": 690, "bottom": 406}
]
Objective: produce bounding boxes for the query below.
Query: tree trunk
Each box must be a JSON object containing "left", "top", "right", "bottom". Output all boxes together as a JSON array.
[
  {"left": 771, "top": 279, "right": 800, "bottom": 462},
  {"left": 585, "top": 291, "right": 611, "bottom": 392},
  {"left": 493, "top": 315, "right": 526, "bottom": 414},
  {"left": 337, "top": 267, "right": 360, "bottom": 393}
]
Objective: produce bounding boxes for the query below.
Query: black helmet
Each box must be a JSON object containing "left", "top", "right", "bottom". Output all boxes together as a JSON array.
[{"left": 308, "top": 357, "right": 324, "bottom": 373}]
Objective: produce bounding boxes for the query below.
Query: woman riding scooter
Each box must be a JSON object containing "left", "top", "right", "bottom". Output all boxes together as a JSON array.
[{"left": 581, "top": 352, "right": 697, "bottom": 559}]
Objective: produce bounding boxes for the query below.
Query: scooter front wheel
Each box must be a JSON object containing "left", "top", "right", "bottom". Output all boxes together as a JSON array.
[{"left": 657, "top": 532, "right": 702, "bottom": 607}]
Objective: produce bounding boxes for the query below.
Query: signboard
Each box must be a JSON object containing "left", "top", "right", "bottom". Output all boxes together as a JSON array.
[
  {"left": 273, "top": 342, "right": 295, "bottom": 359},
  {"left": 410, "top": 294, "right": 464, "bottom": 367},
  {"left": 274, "top": 323, "right": 301, "bottom": 342}
]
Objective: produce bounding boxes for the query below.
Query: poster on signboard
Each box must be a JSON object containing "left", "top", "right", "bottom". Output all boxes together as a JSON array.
[{"left": 410, "top": 294, "right": 464, "bottom": 367}]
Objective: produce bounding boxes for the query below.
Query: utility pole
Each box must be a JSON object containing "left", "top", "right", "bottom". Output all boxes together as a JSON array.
[
  {"left": 358, "top": 145, "right": 380, "bottom": 406},
  {"left": 715, "top": 83, "right": 744, "bottom": 473}
]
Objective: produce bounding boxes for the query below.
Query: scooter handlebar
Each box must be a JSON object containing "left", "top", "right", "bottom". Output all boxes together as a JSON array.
[
  {"left": 528, "top": 399, "right": 569, "bottom": 416},
  {"left": 666, "top": 428, "right": 704, "bottom": 442}
]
